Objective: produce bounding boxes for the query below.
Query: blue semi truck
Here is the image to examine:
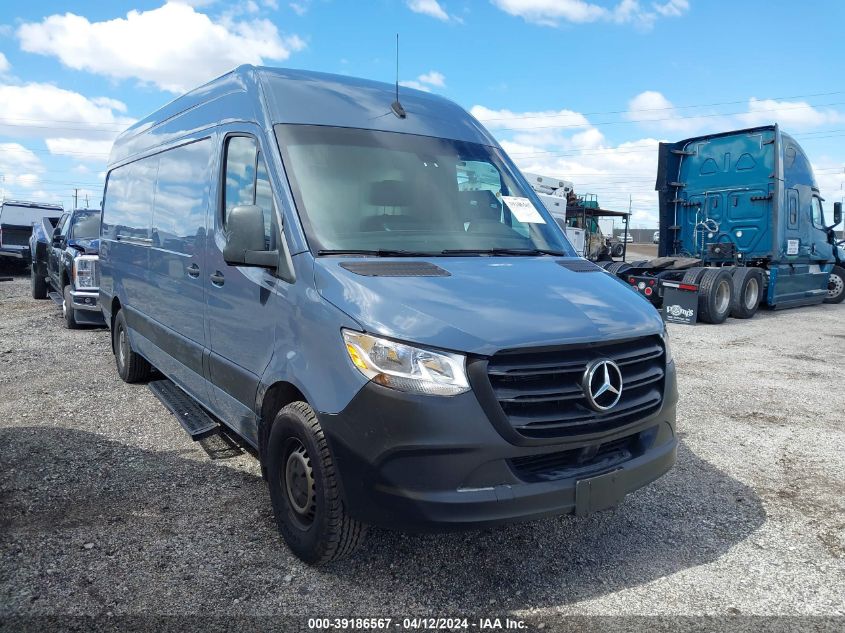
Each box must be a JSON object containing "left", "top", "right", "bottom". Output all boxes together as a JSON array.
[{"left": 604, "top": 125, "right": 844, "bottom": 323}]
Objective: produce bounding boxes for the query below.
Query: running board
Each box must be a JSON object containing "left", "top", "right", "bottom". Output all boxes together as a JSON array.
[
  {"left": 148, "top": 378, "right": 219, "bottom": 439},
  {"left": 48, "top": 291, "right": 62, "bottom": 306}
]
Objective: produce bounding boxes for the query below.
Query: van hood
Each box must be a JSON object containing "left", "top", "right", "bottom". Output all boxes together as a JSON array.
[{"left": 314, "top": 257, "right": 665, "bottom": 356}]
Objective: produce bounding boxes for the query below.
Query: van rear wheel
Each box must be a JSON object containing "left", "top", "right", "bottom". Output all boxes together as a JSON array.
[
  {"left": 266, "top": 402, "right": 367, "bottom": 564},
  {"left": 113, "top": 309, "right": 152, "bottom": 383}
]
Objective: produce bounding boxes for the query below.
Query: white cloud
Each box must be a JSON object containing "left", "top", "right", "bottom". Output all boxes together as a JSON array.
[
  {"left": 626, "top": 90, "right": 845, "bottom": 136},
  {"left": 474, "top": 103, "right": 662, "bottom": 225},
  {"left": 418, "top": 71, "right": 446, "bottom": 88},
  {"left": 45, "top": 138, "right": 116, "bottom": 162},
  {"left": 407, "top": 0, "right": 449, "bottom": 21},
  {"left": 0, "top": 52, "right": 9, "bottom": 74},
  {"left": 491, "top": 0, "right": 689, "bottom": 29},
  {"left": 400, "top": 70, "right": 447, "bottom": 93},
  {"left": 739, "top": 98, "right": 845, "bottom": 130},
  {"left": 17, "top": 1, "right": 306, "bottom": 93},
  {"left": 289, "top": 2, "right": 308, "bottom": 15},
  {"left": 0, "top": 82, "right": 134, "bottom": 166},
  {"left": 0, "top": 82, "right": 133, "bottom": 163},
  {"left": 0, "top": 142, "right": 45, "bottom": 200}
]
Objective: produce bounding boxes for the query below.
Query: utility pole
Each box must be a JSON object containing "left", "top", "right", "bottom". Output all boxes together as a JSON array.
[
  {"left": 84, "top": 194, "right": 89, "bottom": 207},
  {"left": 72, "top": 188, "right": 78, "bottom": 210}
]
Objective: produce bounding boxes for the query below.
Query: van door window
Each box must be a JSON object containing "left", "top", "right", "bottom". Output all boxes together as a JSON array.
[{"left": 223, "top": 136, "right": 275, "bottom": 250}]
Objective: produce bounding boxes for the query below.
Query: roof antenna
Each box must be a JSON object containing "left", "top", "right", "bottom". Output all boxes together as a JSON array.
[{"left": 391, "top": 33, "right": 406, "bottom": 119}]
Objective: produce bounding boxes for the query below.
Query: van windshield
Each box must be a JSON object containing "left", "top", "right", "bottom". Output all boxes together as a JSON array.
[{"left": 275, "top": 125, "right": 574, "bottom": 256}]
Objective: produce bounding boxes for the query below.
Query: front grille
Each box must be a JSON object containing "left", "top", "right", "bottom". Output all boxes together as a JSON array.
[
  {"left": 510, "top": 430, "right": 651, "bottom": 482},
  {"left": 486, "top": 336, "right": 665, "bottom": 438}
]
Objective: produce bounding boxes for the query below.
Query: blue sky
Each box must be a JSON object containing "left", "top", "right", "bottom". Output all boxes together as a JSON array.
[{"left": 1, "top": 0, "right": 843, "bottom": 227}]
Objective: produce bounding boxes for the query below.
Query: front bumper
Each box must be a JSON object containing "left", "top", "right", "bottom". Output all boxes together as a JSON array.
[
  {"left": 69, "top": 289, "right": 105, "bottom": 323},
  {"left": 320, "top": 362, "right": 678, "bottom": 530}
]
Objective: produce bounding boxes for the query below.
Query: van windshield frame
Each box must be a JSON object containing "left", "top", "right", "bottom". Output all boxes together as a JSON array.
[{"left": 274, "top": 124, "right": 574, "bottom": 257}]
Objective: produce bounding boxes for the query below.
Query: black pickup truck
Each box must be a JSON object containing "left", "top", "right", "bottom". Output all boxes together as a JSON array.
[
  {"left": 1, "top": 200, "right": 64, "bottom": 264},
  {"left": 29, "top": 208, "right": 104, "bottom": 328}
]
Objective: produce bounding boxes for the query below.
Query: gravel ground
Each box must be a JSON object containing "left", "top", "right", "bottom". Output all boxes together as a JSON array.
[{"left": 1, "top": 258, "right": 843, "bottom": 627}]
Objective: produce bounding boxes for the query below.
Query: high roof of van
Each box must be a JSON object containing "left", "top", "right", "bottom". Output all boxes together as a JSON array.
[{"left": 109, "top": 65, "right": 499, "bottom": 166}]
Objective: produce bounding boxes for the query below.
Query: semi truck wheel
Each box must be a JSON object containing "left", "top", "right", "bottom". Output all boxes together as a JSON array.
[
  {"left": 62, "top": 285, "right": 80, "bottom": 329},
  {"left": 697, "top": 268, "right": 733, "bottom": 324},
  {"left": 681, "top": 267, "right": 708, "bottom": 286},
  {"left": 113, "top": 309, "right": 152, "bottom": 383},
  {"left": 266, "top": 402, "right": 367, "bottom": 564},
  {"left": 606, "top": 262, "right": 632, "bottom": 275},
  {"left": 30, "top": 266, "right": 48, "bottom": 300},
  {"left": 824, "top": 265, "right": 845, "bottom": 304},
  {"left": 729, "top": 268, "right": 763, "bottom": 319}
]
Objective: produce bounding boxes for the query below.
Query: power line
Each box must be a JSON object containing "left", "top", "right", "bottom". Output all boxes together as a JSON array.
[{"left": 476, "top": 90, "right": 845, "bottom": 122}]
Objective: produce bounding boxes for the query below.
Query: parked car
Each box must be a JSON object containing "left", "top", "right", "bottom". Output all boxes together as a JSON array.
[
  {"left": 99, "top": 65, "right": 677, "bottom": 564},
  {"left": 1, "top": 200, "right": 63, "bottom": 264},
  {"left": 30, "top": 208, "right": 104, "bottom": 328},
  {"left": 653, "top": 230, "right": 660, "bottom": 244}
]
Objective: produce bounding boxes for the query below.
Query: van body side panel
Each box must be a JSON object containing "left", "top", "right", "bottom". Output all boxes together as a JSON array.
[{"left": 258, "top": 253, "right": 370, "bottom": 416}]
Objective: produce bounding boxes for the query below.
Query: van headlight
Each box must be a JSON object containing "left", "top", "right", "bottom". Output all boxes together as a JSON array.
[
  {"left": 342, "top": 330, "right": 469, "bottom": 396},
  {"left": 73, "top": 255, "right": 99, "bottom": 290}
]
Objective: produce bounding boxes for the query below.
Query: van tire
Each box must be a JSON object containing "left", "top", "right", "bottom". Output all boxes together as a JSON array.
[
  {"left": 730, "top": 268, "right": 763, "bottom": 318},
  {"left": 266, "top": 402, "right": 367, "bottom": 564},
  {"left": 62, "top": 285, "right": 80, "bottom": 329},
  {"left": 697, "top": 268, "right": 733, "bottom": 324},
  {"left": 31, "top": 266, "right": 48, "bottom": 300},
  {"left": 113, "top": 309, "right": 152, "bottom": 383},
  {"left": 823, "top": 265, "right": 845, "bottom": 304}
]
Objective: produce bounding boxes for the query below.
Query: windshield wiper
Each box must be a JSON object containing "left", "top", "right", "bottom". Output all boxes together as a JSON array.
[
  {"left": 439, "top": 248, "right": 567, "bottom": 257},
  {"left": 317, "top": 249, "right": 437, "bottom": 257}
]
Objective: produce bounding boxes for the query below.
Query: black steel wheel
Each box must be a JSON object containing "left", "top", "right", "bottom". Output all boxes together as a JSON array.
[{"left": 266, "top": 401, "right": 367, "bottom": 564}]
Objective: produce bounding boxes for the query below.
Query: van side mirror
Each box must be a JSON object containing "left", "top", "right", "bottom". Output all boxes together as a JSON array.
[
  {"left": 834, "top": 201, "right": 843, "bottom": 226},
  {"left": 223, "top": 205, "right": 278, "bottom": 268}
]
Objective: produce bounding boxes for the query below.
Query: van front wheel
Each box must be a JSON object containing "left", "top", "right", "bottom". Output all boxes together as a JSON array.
[{"left": 266, "top": 402, "right": 367, "bottom": 564}]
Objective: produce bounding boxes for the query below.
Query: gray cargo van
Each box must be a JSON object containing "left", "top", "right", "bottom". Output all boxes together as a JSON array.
[{"left": 99, "top": 66, "right": 677, "bottom": 563}]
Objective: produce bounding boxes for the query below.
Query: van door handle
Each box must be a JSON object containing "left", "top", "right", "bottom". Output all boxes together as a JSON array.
[
  {"left": 210, "top": 271, "right": 225, "bottom": 287},
  {"left": 186, "top": 263, "right": 200, "bottom": 278}
]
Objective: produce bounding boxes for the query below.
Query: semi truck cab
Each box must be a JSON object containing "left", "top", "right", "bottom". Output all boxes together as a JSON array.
[{"left": 617, "top": 125, "right": 843, "bottom": 322}]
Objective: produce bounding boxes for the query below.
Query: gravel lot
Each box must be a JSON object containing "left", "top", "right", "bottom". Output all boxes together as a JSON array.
[{"left": 1, "top": 258, "right": 843, "bottom": 627}]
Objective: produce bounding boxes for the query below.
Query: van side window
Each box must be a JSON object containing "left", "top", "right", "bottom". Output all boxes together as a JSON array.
[
  {"left": 153, "top": 139, "right": 213, "bottom": 254},
  {"left": 223, "top": 135, "right": 275, "bottom": 249},
  {"left": 102, "top": 157, "right": 157, "bottom": 242}
]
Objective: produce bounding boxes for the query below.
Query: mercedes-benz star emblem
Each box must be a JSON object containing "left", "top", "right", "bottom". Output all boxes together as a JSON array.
[{"left": 582, "top": 359, "right": 623, "bottom": 412}]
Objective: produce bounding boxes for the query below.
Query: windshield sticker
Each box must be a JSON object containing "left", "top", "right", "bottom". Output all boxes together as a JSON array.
[{"left": 502, "top": 196, "right": 546, "bottom": 224}]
